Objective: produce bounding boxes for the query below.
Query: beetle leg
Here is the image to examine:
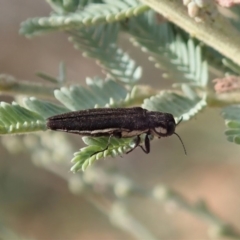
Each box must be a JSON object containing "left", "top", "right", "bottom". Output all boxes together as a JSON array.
[
  {"left": 126, "top": 135, "right": 141, "bottom": 154},
  {"left": 126, "top": 132, "right": 151, "bottom": 154},
  {"left": 139, "top": 133, "right": 150, "bottom": 154}
]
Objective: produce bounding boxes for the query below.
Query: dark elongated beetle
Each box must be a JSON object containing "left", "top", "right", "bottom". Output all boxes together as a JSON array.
[{"left": 47, "top": 107, "right": 186, "bottom": 155}]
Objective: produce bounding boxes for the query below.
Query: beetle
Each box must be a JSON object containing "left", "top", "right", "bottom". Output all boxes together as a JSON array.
[{"left": 47, "top": 107, "right": 186, "bottom": 154}]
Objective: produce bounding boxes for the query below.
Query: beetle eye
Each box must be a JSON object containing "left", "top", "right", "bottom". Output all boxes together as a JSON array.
[
  {"left": 167, "top": 121, "right": 176, "bottom": 135},
  {"left": 154, "top": 127, "right": 167, "bottom": 135}
]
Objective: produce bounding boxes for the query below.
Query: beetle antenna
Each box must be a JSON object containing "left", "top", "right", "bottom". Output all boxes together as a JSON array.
[
  {"left": 174, "top": 132, "right": 187, "bottom": 155},
  {"left": 176, "top": 117, "right": 183, "bottom": 126}
]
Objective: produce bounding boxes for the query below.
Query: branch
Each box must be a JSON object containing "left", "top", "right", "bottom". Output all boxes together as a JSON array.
[
  {"left": 0, "top": 74, "right": 55, "bottom": 99},
  {"left": 138, "top": 0, "right": 240, "bottom": 66}
]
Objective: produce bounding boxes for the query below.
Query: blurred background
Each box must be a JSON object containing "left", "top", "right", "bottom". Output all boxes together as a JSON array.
[{"left": 1, "top": 1, "right": 240, "bottom": 239}]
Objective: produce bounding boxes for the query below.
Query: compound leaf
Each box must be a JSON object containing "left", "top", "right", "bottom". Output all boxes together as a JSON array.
[
  {"left": 127, "top": 11, "right": 208, "bottom": 87},
  {"left": 0, "top": 102, "right": 46, "bottom": 135},
  {"left": 69, "top": 23, "right": 142, "bottom": 84},
  {"left": 142, "top": 85, "right": 207, "bottom": 122},
  {"left": 24, "top": 97, "right": 69, "bottom": 118},
  {"left": 54, "top": 77, "right": 128, "bottom": 110},
  {"left": 20, "top": 0, "right": 148, "bottom": 37},
  {"left": 71, "top": 136, "right": 136, "bottom": 172}
]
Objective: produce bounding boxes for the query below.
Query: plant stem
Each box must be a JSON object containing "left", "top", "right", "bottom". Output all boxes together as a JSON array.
[
  {"left": 139, "top": 0, "right": 240, "bottom": 66},
  {"left": 0, "top": 74, "right": 55, "bottom": 99}
]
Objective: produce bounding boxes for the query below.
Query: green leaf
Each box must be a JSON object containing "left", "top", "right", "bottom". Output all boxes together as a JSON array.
[
  {"left": 0, "top": 102, "right": 46, "bottom": 135},
  {"left": 226, "top": 120, "right": 240, "bottom": 129},
  {"left": 142, "top": 85, "right": 207, "bottom": 121},
  {"left": 20, "top": 0, "right": 149, "bottom": 37},
  {"left": 71, "top": 136, "right": 136, "bottom": 172},
  {"left": 54, "top": 77, "right": 128, "bottom": 110},
  {"left": 70, "top": 85, "right": 206, "bottom": 172},
  {"left": 69, "top": 23, "right": 142, "bottom": 84},
  {"left": 127, "top": 12, "right": 208, "bottom": 87},
  {"left": 222, "top": 105, "right": 240, "bottom": 145},
  {"left": 222, "top": 105, "right": 240, "bottom": 121},
  {"left": 24, "top": 97, "right": 69, "bottom": 118}
]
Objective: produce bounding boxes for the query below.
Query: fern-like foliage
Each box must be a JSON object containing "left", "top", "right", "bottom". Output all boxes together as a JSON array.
[
  {"left": 142, "top": 85, "right": 207, "bottom": 122},
  {"left": 64, "top": 15, "right": 208, "bottom": 171},
  {"left": 3, "top": 3, "right": 240, "bottom": 238},
  {"left": 20, "top": 0, "right": 149, "bottom": 37},
  {"left": 68, "top": 23, "right": 142, "bottom": 84},
  {"left": 71, "top": 136, "right": 135, "bottom": 172},
  {"left": 0, "top": 77, "right": 129, "bottom": 135},
  {"left": 126, "top": 11, "right": 208, "bottom": 87},
  {"left": 70, "top": 86, "right": 207, "bottom": 172},
  {"left": 24, "top": 98, "right": 69, "bottom": 119},
  {"left": 222, "top": 105, "right": 240, "bottom": 144},
  {"left": 54, "top": 77, "right": 128, "bottom": 110},
  {"left": 0, "top": 102, "right": 46, "bottom": 134},
  {"left": 0, "top": 73, "right": 207, "bottom": 171},
  {"left": 2, "top": 2, "right": 212, "bottom": 171}
]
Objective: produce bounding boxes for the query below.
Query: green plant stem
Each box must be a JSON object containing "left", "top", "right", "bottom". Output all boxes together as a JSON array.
[
  {"left": 128, "top": 85, "right": 240, "bottom": 108},
  {"left": 138, "top": 0, "right": 240, "bottom": 66},
  {"left": 130, "top": 86, "right": 240, "bottom": 108},
  {"left": 0, "top": 74, "right": 55, "bottom": 99}
]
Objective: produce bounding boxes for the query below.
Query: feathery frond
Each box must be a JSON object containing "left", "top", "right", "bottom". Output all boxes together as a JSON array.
[
  {"left": 71, "top": 136, "right": 135, "bottom": 172},
  {"left": 70, "top": 84, "right": 207, "bottom": 172},
  {"left": 0, "top": 76, "right": 130, "bottom": 136},
  {"left": 24, "top": 98, "right": 69, "bottom": 119},
  {"left": 7, "top": 2, "right": 212, "bottom": 172},
  {"left": 54, "top": 77, "right": 128, "bottom": 110},
  {"left": 69, "top": 23, "right": 142, "bottom": 84},
  {"left": 127, "top": 11, "right": 208, "bottom": 87},
  {"left": 20, "top": 0, "right": 149, "bottom": 37},
  {"left": 142, "top": 85, "right": 207, "bottom": 122},
  {"left": 0, "top": 102, "right": 46, "bottom": 135}
]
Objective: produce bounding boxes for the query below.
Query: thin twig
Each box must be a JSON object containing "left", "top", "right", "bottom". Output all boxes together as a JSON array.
[{"left": 0, "top": 74, "right": 56, "bottom": 99}]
